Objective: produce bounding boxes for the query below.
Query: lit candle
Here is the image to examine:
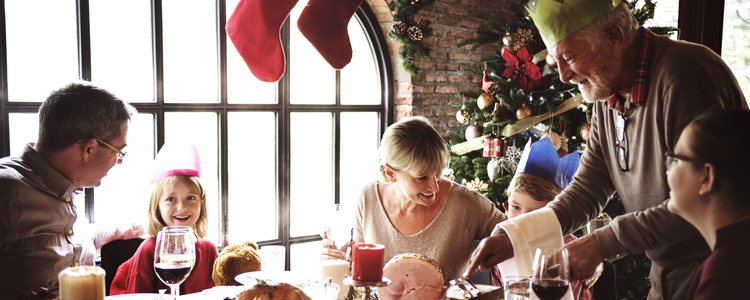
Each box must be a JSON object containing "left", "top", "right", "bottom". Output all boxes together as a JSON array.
[
  {"left": 351, "top": 243, "right": 384, "bottom": 282},
  {"left": 320, "top": 259, "right": 349, "bottom": 299},
  {"left": 58, "top": 266, "right": 105, "bottom": 300}
]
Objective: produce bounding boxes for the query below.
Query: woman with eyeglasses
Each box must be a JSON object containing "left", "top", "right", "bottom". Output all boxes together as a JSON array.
[{"left": 665, "top": 109, "right": 750, "bottom": 299}]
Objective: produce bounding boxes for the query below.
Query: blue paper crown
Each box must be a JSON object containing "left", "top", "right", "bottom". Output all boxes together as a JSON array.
[{"left": 515, "top": 137, "right": 580, "bottom": 189}]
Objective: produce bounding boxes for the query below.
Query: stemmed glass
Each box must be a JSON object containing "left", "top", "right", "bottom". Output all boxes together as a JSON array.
[
  {"left": 154, "top": 226, "right": 196, "bottom": 299},
  {"left": 531, "top": 248, "right": 570, "bottom": 300}
]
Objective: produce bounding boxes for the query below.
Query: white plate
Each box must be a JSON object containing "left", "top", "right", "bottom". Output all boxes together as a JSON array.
[
  {"left": 105, "top": 293, "right": 160, "bottom": 299},
  {"left": 235, "top": 270, "right": 309, "bottom": 286}
]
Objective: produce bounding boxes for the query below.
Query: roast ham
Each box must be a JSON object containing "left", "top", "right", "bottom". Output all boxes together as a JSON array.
[{"left": 378, "top": 253, "right": 445, "bottom": 300}]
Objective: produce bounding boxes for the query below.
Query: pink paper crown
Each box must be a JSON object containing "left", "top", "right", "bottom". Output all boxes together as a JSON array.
[
  {"left": 151, "top": 143, "right": 202, "bottom": 183},
  {"left": 515, "top": 137, "right": 580, "bottom": 189}
]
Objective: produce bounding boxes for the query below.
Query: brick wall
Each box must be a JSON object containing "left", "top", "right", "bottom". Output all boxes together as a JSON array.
[{"left": 365, "top": 0, "right": 523, "bottom": 136}]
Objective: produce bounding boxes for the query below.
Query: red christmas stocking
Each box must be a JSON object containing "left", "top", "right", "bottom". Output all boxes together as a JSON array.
[
  {"left": 297, "top": 0, "right": 363, "bottom": 69},
  {"left": 226, "top": 0, "right": 299, "bottom": 82}
]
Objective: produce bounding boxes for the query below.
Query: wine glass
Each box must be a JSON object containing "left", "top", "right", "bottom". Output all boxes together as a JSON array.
[
  {"left": 531, "top": 248, "right": 570, "bottom": 300},
  {"left": 154, "top": 226, "right": 196, "bottom": 299},
  {"left": 325, "top": 204, "right": 354, "bottom": 255}
]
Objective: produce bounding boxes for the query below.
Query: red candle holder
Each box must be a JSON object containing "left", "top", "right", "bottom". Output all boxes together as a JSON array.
[{"left": 351, "top": 243, "right": 385, "bottom": 282}]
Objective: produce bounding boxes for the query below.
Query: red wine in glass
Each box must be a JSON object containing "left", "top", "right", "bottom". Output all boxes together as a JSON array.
[
  {"left": 154, "top": 262, "right": 193, "bottom": 285},
  {"left": 532, "top": 278, "right": 569, "bottom": 300}
]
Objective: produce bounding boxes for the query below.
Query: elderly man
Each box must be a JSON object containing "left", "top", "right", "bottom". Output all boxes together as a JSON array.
[
  {"left": 466, "top": 0, "right": 747, "bottom": 299},
  {"left": 0, "top": 82, "right": 137, "bottom": 298}
]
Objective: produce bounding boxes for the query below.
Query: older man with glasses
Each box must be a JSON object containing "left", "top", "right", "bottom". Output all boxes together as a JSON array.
[
  {"left": 466, "top": 0, "right": 748, "bottom": 299},
  {"left": 0, "top": 82, "right": 137, "bottom": 298}
]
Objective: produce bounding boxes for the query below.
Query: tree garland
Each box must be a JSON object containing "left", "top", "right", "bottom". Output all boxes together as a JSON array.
[{"left": 388, "top": 0, "right": 434, "bottom": 74}]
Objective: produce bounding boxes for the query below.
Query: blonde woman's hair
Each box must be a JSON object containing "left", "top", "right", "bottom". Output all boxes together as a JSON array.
[
  {"left": 378, "top": 116, "right": 448, "bottom": 181},
  {"left": 506, "top": 173, "right": 562, "bottom": 202},
  {"left": 146, "top": 175, "right": 209, "bottom": 238}
]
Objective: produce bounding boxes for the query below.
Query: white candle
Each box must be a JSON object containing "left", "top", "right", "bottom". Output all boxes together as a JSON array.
[
  {"left": 320, "top": 259, "right": 349, "bottom": 300},
  {"left": 58, "top": 266, "right": 105, "bottom": 300}
]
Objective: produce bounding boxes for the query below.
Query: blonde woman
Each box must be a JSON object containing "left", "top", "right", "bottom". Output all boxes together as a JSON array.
[{"left": 322, "top": 116, "right": 505, "bottom": 281}]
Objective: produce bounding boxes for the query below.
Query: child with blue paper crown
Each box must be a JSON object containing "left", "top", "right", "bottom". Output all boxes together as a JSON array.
[
  {"left": 489, "top": 137, "right": 598, "bottom": 299},
  {"left": 110, "top": 143, "right": 218, "bottom": 295}
]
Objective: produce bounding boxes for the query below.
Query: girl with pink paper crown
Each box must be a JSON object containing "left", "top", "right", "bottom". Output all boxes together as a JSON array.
[
  {"left": 489, "top": 137, "right": 599, "bottom": 299},
  {"left": 110, "top": 143, "right": 218, "bottom": 295}
]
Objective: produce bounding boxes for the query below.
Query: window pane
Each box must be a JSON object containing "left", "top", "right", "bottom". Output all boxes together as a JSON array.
[
  {"left": 227, "top": 112, "right": 278, "bottom": 243},
  {"left": 339, "top": 113, "right": 380, "bottom": 209},
  {"left": 96, "top": 113, "right": 155, "bottom": 226},
  {"left": 90, "top": 0, "right": 154, "bottom": 103},
  {"left": 225, "top": 0, "right": 278, "bottom": 104},
  {"left": 644, "top": 0, "right": 680, "bottom": 29},
  {"left": 340, "top": 18, "right": 381, "bottom": 105},
  {"left": 6, "top": 0, "right": 78, "bottom": 102},
  {"left": 290, "top": 241, "right": 322, "bottom": 273},
  {"left": 289, "top": 0, "right": 335, "bottom": 104},
  {"left": 162, "top": 0, "right": 218, "bottom": 103},
  {"left": 722, "top": 0, "right": 750, "bottom": 101},
  {"left": 165, "top": 112, "right": 220, "bottom": 244},
  {"left": 290, "top": 113, "right": 333, "bottom": 237},
  {"left": 8, "top": 113, "right": 39, "bottom": 157}
]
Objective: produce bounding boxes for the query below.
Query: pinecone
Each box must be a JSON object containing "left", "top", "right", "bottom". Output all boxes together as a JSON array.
[
  {"left": 416, "top": 18, "right": 431, "bottom": 29},
  {"left": 392, "top": 21, "right": 408, "bottom": 35},
  {"left": 407, "top": 26, "right": 423, "bottom": 41}
]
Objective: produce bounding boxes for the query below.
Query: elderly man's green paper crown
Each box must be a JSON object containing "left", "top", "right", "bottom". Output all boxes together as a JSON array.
[{"left": 527, "top": 0, "right": 621, "bottom": 46}]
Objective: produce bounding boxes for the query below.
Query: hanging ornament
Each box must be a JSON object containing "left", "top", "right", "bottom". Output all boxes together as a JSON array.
[
  {"left": 516, "top": 104, "right": 533, "bottom": 120},
  {"left": 579, "top": 122, "right": 592, "bottom": 141},
  {"left": 502, "top": 34, "right": 513, "bottom": 47},
  {"left": 487, "top": 158, "right": 501, "bottom": 181},
  {"left": 481, "top": 69, "right": 494, "bottom": 92},
  {"left": 477, "top": 92, "right": 495, "bottom": 110},
  {"left": 511, "top": 28, "right": 533, "bottom": 51},
  {"left": 456, "top": 107, "right": 470, "bottom": 124},
  {"left": 482, "top": 136, "right": 494, "bottom": 157},
  {"left": 492, "top": 102, "right": 505, "bottom": 119},
  {"left": 464, "top": 124, "right": 483, "bottom": 141}
]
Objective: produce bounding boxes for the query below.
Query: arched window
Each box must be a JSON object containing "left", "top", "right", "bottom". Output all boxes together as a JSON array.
[{"left": 1, "top": 0, "right": 391, "bottom": 271}]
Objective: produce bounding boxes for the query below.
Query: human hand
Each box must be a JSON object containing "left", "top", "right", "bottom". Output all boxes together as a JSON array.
[
  {"left": 463, "top": 233, "right": 514, "bottom": 278},
  {"left": 320, "top": 231, "right": 347, "bottom": 260},
  {"left": 565, "top": 234, "right": 604, "bottom": 280},
  {"left": 122, "top": 223, "right": 144, "bottom": 239}
]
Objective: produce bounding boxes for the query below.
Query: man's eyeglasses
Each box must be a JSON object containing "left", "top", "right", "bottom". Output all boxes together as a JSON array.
[
  {"left": 615, "top": 114, "right": 628, "bottom": 171},
  {"left": 95, "top": 138, "right": 126, "bottom": 161},
  {"left": 664, "top": 151, "right": 700, "bottom": 171}
]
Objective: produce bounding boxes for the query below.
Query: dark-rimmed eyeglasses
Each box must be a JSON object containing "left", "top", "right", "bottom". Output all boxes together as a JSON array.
[
  {"left": 95, "top": 138, "right": 126, "bottom": 161},
  {"left": 615, "top": 114, "right": 628, "bottom": 171},
  {"left": 664, "top": 151, "right": 700, "bottom": 171}
]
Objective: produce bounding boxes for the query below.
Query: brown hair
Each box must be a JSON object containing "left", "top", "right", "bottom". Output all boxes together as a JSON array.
[
  {"left": 687, "top": 109, "right": 750, "bottom": 206},
  {"left": 378, "top": 116, "right": 448, "bottom": 181},
  {"left": 146, "top": 175, "right": 209, "bottom": 238},
  {"left": 506, "top": 173, "right": 562, "bottom": 202}
]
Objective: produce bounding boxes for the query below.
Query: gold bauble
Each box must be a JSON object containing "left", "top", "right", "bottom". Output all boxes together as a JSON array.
[
  {"left": 515, "top": 105, "right": 533, "bottom": 120},
  {"left": 579, "top": 122, "right": 592, "bottom": 141},
  {"left": 477, "top": 92, "right": 495, "bottom": 110}
]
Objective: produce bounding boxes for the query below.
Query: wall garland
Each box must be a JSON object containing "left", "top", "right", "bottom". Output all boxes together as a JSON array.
[{"left": 388, "top": 0, "right": 435, "bottom": 74}]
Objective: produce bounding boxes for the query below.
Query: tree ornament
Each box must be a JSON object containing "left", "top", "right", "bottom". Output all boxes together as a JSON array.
[
  {"left": 464, "top": 124, "right": 483, "bottom": 141},
  {"left": 511, "top": 28, "right": 534, "bottom": 51},
  {"left": 516, "top": 105, "right": 533, "bottom": 120},
  {"left": 456, "top": 107, "right": 470, "bottom": 124},
  {"left": 492, "top": 102, "right": 505, "bottom": 119},
  {"left": 477, "top": 92, "right": 495, "bottom": 110},
  {"left": 579, "top": 122, "right": 592, "bottom": 141},
  {"left": 407, "top": 26, "right": 424, "bottom": 41},
  {"left": 502, "top": 34, "right": 513, "bottom": 46},
  {"left": 392, "top": 21, "right": 408, "bottom": 35},
  {"left": 487, "top": 158, "right": 501, "bottom": 181}
]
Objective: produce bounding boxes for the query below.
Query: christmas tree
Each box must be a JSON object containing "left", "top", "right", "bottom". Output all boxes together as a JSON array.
[
  {"left": 446, "top": 2, "right": 677, "bottom": 298},
  {"left": 446, "top": 0, "right": 676, "bottom": 208}
]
